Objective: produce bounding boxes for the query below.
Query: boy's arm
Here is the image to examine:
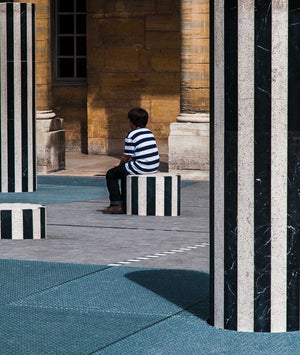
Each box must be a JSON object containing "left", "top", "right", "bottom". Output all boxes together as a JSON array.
[{"left": 116, "top": 154, "right": 131, "bottom": 166}]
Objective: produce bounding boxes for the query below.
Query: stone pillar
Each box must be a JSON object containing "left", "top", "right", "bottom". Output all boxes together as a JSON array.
[
  {"left": 210, "top": 0, "right": 300, "bottom": 332},
  {"left": 35, "top": 0, "right": 65, "bottom": 173},
  {"left": 168, "top": 0, "right": 209, "bottom": 179},
  {"left": 0, "top": 3, "right": 36, "bottom": 192}
]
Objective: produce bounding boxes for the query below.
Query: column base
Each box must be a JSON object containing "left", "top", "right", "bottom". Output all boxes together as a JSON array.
[
  {"left": 168, "top": 113, "right": 209, "bottom": 179},
  {"left": 36, "top": 110, "right": 56, "bottom": 119},
  {"left": 36, "top": 117, "right": 65, "bottom": 174}
]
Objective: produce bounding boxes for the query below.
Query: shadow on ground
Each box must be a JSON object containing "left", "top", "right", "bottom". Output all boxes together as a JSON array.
[{"left": 125, "top": 269, "right": 210, "bottom": 320}]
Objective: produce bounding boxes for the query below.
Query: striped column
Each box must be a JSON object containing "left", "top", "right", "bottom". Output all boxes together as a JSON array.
[
  {"left": 0, "top": 203, "right": 46, "bottom": 240},
  {"left": 210, "top": 0, "right": 299, "bottom": 332},
  {"left": 0, "top": 3, "right": 36, "bottom": 192},
  {"left": 126, "top": 174, "right": 181, "bottom": 216}
]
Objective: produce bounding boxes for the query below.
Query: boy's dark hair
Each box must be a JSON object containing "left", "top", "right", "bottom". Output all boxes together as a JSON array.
[{"left": 128, "top": 108, "right": 148, "bottom": 128}]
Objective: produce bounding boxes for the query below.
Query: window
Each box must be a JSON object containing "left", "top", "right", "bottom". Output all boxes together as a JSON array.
[{"left": 53, "top": 0, "right": 86, "bottom": 84}]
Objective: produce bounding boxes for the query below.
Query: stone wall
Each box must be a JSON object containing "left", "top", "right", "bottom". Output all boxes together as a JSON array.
[
  {"left": 16, "top": 0, "right": 52, "bottom": 111},
  {"left": 15, "top": 0, "right": 182, "bottom": 155},
  {"left": 86, "top": 0, "right": 181, "bottom": 155},
  {"left": 53, "top": 87, "right": 87, "bottom": 152}
]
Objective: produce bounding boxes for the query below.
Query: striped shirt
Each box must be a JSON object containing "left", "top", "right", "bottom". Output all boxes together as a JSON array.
[{"left": 124, "top": 128, "right": 160, "bottom": 175}]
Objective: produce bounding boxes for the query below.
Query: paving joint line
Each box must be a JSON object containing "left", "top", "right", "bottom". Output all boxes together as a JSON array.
[
  {"left": 88, "top": 301, "right": 203, "bottom": 354},
  {"left": 107, "top": 243, "right": 209, "bottom": 267},
  {"left": 1, "top": 266, "right": 112, "bottom": 308},
  {"left": 48, "top": 223, "right": 209, "bottom": 234}
]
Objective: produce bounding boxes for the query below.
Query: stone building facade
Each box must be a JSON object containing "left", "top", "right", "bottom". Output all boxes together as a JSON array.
[{"left": 13, "top": 0, "right": 209, "bottom": 173}]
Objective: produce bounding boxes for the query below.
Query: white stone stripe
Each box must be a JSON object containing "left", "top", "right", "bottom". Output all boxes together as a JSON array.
[
  {"left": 155, "top": 175, "right": 164, "bottom": 216},
  {"left": 214, "top": 0, "right": 225, "bottom": 329},
  {"left": 12, "top": 209, "right": 23, "bottom": 240},
  {"left": 171, "top": 175, "right": 178, "bottom": 216},
  {"left": 27, "top": 5, "right": 33, "bottom": 192},
  {"left": 14, "top": 3, "right": 22, "bottom": 192},
  {"left": 32, "top": 208, "right": 40, "bottom": 239},
  {"left": 126, "top": 175, "right": 132, "bottom": 215},
  {"left": 138, "top": 176, "right": 146, "bottom": 215},
  {"left": 271, "top": 1, "right": 288, "bottom": 333},
  {"left": 0, "top": 7, "right": 7, "bottom": 192},
  {"left": 237, "top": 0, "right": 255, "bottom": 332}
]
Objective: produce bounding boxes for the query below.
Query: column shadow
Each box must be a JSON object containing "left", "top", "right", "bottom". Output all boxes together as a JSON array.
[{"left": 125, "top": 269, "right": 209, "bottom": 320}]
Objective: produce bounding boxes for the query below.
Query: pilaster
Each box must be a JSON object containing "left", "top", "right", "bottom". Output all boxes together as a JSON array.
[
  {"left": 26, "top": 0, "right": 65, "bottom": 173},
  {"left": 169, "top": 0, "right": 209, "bottom": 177}
]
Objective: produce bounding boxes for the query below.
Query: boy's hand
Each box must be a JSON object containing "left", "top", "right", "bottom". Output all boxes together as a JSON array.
[{"left": 120, "top": 154, "right": 131, "bottom": 164}]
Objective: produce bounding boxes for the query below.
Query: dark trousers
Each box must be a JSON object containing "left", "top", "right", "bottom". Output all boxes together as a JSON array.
[{"left": 106, "top": 164, "right": 129, "bottom": 206}]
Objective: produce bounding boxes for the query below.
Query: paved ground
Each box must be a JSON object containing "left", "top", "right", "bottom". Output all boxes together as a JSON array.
[
  {"left": 1, "top": 156, "right": 298, "bottom": 354},
  {"left": 0, "top": 177, "right": 209, "bottom": 271},
  {"left": 47, "top": 152, "right": 169, "bottom": 177}
]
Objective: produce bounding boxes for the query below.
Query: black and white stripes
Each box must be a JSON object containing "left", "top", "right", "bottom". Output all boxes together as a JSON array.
[
  {"left": 210, "top": 0, "right": 299, "bottom": 332},
  {"left": 126, "top": 174, "right": 181, "bottom": 216},
  {"left": 0, "top": 3, "right": 36, "bottom": 192},
  {"left": 0, "top": 203, "right": 46, "bottom": 240}
]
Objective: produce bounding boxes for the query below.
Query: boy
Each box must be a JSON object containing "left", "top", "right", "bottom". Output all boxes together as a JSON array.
[{"left": 103, "top": 108, "right": 160, "bottom": 214}]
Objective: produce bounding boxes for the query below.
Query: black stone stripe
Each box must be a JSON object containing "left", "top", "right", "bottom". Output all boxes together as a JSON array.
[
  {"left": 131, "top": 177, "right": 138, "bottom": 215},
  {"left": 32, "top": 4, "right": 36, "bottom": 191},
  {"left": 209, "top": 0, "right": 215, "bottom": 327},
  {"left": 253, "top": 0, "right": 272, "bottom": 333},
  {"left": 7, "top": 3, "right": 14, "bottom": 192},
  {"left": 177, "top": 175, "right": 181, "bottom": 216},
  {"left": 122, "top": 175, "right": 127, "bottom": 214},
  {"left": 224, "top": 0, "right": 238, "bottom": 331},
  {"left": 0, "top": 10, "right": 2, "bottom": 192},
  {"left": 21, "top": 3, "right": 28, "bottom": 192},
  {"left": 287, "top": 3, "right": 300, "bottom": 332},
  {"left": 1, "top": 210, "right": 12, "bottom": 239},
  {"left": 164, "top": 177, "right": 172, "bottom": 216},
  {"left": 23, "top": 209, "right": 33, "bottom": 239},
  {"left": 40, "top": 207, "right": 46, "bottom": 239},
  {"left": 146, "top": 177, "right": 156, "bottom": 216}
]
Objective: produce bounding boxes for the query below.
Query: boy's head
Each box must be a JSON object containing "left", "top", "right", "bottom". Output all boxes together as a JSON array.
[{"left": 128, "top": 108, "right": 148, "bottom": 128}]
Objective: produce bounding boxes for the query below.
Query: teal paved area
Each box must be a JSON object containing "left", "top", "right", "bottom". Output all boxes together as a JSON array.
[
  {"left": 1, "top": 259, "right": 300, "bottom": 354},
  {"left": 0, "top": 177, "right": 298, "bottom": 353},
  {"left": 0, "top": 176, "right": 194, "bottom": 205}
]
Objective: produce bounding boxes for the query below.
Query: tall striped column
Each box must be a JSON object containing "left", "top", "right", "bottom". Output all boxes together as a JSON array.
[
  {"left": 0, "top": 2, "right": 36, "bottom": 192},
  {"left": 210, "top": 0, "right": 300, "bottom": 332}
]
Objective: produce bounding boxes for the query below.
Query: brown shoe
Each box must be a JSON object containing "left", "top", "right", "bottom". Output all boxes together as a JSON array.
[{"left": 103, "top": 205, "right": 124, "bottom": 214}]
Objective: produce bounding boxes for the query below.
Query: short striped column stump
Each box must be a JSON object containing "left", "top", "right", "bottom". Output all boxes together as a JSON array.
[
  {"left": 126, "top": 174, "right": 181, "bottom": 216},
  {"left": 0, "top": 204, "right": 46, "bottom": 239}
]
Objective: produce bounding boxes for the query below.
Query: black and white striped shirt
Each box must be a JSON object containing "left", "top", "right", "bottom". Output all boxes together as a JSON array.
[{"left": 124, "top": 128, "right": 160, "bottom": 175}]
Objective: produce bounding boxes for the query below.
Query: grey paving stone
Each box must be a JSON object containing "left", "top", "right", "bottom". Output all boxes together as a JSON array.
[{"left": 0, "top": 182, "right": 209, "bottom": 271}]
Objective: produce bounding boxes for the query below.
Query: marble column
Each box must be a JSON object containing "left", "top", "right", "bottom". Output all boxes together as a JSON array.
[
  {"left": 168, "top": 0, "right": 209, "bottom": 179},
  {"left": 210, "top": 0, "right": 300, "bottom": 332},
  {"left": 0, "top": 2, "right": 36, "bottom": 192},
  {"left": 35, "top": 0, "right": 65, "bottom": 174}
]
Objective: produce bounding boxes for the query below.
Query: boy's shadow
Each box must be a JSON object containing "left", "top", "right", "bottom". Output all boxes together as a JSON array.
[{"left": 125, "top": 269, "right": 210, "bottom": 320}]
